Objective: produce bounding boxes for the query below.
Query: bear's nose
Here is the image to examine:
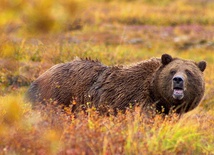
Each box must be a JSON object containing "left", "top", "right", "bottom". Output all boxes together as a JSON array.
[{"left": 173, "top": 76, "right": 184, "bottom": 84}]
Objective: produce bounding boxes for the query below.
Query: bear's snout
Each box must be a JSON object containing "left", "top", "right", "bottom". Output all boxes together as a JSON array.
[
  {"left": 172, "top": 74, "right": 185, "bottom": 100},
  {"left": 173, "top": 75, "right": 184, "bottom": 88}
]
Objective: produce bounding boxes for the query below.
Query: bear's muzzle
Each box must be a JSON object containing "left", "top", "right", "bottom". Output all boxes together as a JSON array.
[{"left": 172, "top": 74, "right": 184, "bottom": 100}]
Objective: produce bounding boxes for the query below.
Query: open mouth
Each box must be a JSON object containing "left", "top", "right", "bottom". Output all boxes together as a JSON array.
[{"left": 173, "top": 87, "right": 184, "bottom": 100}]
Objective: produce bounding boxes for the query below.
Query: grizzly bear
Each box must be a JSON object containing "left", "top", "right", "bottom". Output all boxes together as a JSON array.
[{"left": 26, "top": 54, "right": 206, "bottom": 114}]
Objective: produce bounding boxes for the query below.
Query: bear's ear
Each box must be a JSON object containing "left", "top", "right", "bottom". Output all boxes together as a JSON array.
[
  {"left": 198, "top": 61, "right": 206, "bottom": 72},
  {"left": 161, "top": 54, "right": 173, "bottom": 65}
]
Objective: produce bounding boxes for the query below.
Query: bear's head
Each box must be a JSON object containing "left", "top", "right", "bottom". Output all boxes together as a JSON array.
[{"left": 152, "top": 54, "right": 206, "bottom": 114}]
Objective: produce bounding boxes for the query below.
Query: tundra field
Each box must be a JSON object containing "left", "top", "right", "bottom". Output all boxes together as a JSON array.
[{"left": 1, "top": 0, "right": 214, "bottom": 154}]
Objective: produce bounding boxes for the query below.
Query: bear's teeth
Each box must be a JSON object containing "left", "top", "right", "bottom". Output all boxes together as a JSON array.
[
  {"left": 173, "top": 89, "right": 184, "bottom": 100},
  {"left": 173, "top": 89, "right": 183, "bottom": 95}
]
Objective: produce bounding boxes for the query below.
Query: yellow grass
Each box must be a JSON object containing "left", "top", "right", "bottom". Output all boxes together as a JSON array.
[{"left": 0, "top": 0, "right": 214, "bottom": 154}]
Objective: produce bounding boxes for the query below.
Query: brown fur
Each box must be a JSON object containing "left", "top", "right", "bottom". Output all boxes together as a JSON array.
[{"left": 26, "top": 54, "right": 206, "bottom": 114}]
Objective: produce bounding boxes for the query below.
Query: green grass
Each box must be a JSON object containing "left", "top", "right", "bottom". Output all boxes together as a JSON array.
[{"left": 1, "top": 0, "right": 214, "bottom": 154}]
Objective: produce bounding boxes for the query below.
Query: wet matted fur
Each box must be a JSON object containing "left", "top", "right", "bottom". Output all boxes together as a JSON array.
[{"left": 26, "top": 54, "right": 206, "bottom": 115}]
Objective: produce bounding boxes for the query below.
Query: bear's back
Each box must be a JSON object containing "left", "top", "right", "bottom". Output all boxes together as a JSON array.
[{"left": 27, "top": 58, "right": 108, "bottom": 105}]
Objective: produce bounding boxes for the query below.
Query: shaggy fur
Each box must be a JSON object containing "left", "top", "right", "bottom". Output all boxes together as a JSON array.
[{"left": 26, "top": 54, "right": 206, "bottom": 114}]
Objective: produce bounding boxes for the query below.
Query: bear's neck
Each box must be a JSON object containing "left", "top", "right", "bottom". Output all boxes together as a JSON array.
[
  {"left": 149, "top": 67, "right": 171, "bottom": 114},
  {"left": 90, "top": 58, "right": 162, "bottom": 112},
  {"left": 121, "top": 58, "right": 161, "bottom": 78},
  {"left": 111, "top": 58, "right": 161, "bottom": 102}
]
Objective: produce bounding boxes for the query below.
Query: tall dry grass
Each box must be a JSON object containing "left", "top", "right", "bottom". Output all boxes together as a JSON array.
[{"left": 0, "top": 0, "right": 214, "bottom": 154}]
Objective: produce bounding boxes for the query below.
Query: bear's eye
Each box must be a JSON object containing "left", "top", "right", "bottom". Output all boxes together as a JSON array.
[
  {"left": 170, "top": 70, "right": 176, "bottom": 75},
  {"left": 185, "top": 69, "right": 193, "bottom": 76}
]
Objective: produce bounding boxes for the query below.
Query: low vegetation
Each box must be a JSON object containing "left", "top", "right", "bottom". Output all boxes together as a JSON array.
[{"left": 0, "top": 0, "right": 214, "bottom": 154}]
